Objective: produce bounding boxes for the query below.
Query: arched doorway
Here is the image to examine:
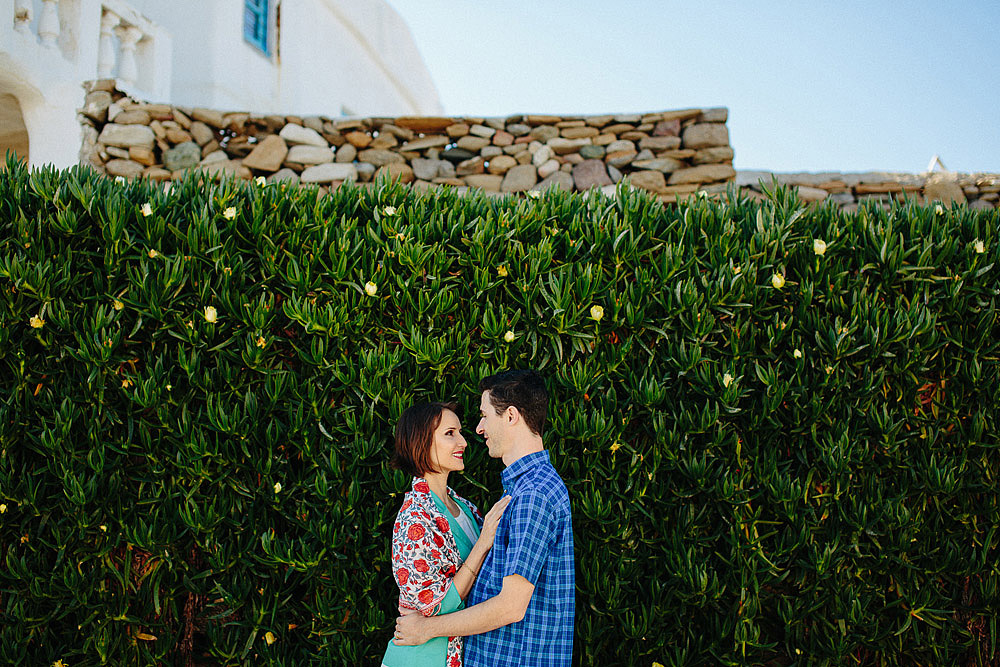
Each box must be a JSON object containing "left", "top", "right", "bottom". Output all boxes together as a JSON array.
[{"left": 0, "top": 93, "right": 30, "bottom": 166}]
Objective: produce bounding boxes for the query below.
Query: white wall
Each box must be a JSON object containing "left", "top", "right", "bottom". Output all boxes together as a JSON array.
[{"left": 127, "top": 0, "right": 442, "bottom": 116}]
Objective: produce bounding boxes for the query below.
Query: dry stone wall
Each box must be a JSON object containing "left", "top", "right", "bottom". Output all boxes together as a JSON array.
[
  {"left": 78, "top": 81, "right": 735, "bottom": 202},
  {"left": 737, "top": 170, "right": 999, "bottom": 211}
]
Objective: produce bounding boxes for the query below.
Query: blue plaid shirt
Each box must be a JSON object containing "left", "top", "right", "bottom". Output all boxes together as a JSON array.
[{"left": 465, "top": 450, "right": 575, "bottom": 666}]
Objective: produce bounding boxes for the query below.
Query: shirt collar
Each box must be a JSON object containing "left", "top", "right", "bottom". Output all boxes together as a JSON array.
[{"left": 501, "top": 450, "right": 550, "bottom": 491}]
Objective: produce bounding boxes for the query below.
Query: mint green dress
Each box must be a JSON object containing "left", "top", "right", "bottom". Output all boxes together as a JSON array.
[{"left": 381, "top": 490, "right": 481, "bottom": 667}]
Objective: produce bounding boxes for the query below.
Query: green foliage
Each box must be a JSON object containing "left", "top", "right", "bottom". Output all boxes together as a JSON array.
[{"left": 1, "top": 157, "right": 998, "bottom": 666}]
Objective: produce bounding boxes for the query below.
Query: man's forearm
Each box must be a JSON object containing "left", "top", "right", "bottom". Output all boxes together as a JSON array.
[{"left": 426, "top": 590, "right": 522, "bottom": 638}]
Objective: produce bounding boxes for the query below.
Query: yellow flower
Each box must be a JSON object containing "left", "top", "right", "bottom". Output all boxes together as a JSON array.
[
  {"left": 29, "top": 315, "right": 44, "bottom": 329},
  {"left": 364, "top": 281, "right": 377, "bottom": 297},
  {"left": 793, "top": 349, "right": 803, "bottom": 359},
  {"left": 771, "top": 273, "right": 786, "bottom": 289},
  {"left": 973, "top": 239, "right": 985, "bottom": 254},
  {"left": 526, "top": 190, "right": 540, "bottom": 199},
  {"left": 273, "top": 482, "right": 281, "bottom": 494},
  {"left": 0, "top": 504, "right": 6, "bottom": 514},
  {"left": 140, "top": 203, "right": 153, "bottom": 217},
  {"left": 590, "top": 305, "right": 604, "bottom": 321},
  {"left": 382, "top": 205, "right": 397, "bottom": 216},
  {"left": 255, "top": 176, "right": 267, "bottom": 186},
  {"left": 813, "top": 239, "right": 827, "bottom": 256},
  {"left": 99, "top": 525, "right": 107, "bottom": 532},
  {"left": 610, "top": 442, "right": 622, "bottom": 453},
  {"left": 653, "top": 663, "right": 666, "bottom": 667},
  {"left": 264, "top": 631, "right": 276, "bottom": 645},
  {"left": 113, "top": 299, "right": 124, "bottom": 311},
  {"left": 934, "top": 204, "right": 944, "bottom": 215},
  {"left": 723, "top": 372, "right": 733, "bottom": 388},
  {"left": 203, "top": 306, "right": 218, "bottom": 323},
  {"left": 732, "top": 264, "right": 741, "bottom": 274},
  {"left": 121, "top": 378, "right": 132, "bottom": 388},
  {"left": 256, "top": 336, "right": 267, "bottom": 348},
  {"left": 223, "top": 206, "right": 237, "bottom": 220},
  {"left": 497, "top": 265, "right": 508, "bottom": 278},
  {"left": 53, "top": 660, "right": 66, "bottom": 667},
  {"left": 147, "top": 249, "right": 159, "bottom": 259},
  {"left": 503, "top": 330, "right": 515, "bottom": 343},
  {"left": 825, "top": 365, "right": 834, "bottom": 374},
  {"left": 166, "top": 384, "right": 172, "bottom": 391},
  {"left": 20, "top": 534, "right": 28, "bottom": 543}
]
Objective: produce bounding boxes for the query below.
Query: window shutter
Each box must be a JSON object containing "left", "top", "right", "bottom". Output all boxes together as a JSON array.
[{"left": 243, "top": 0, "right": 269, "bottom": 54}]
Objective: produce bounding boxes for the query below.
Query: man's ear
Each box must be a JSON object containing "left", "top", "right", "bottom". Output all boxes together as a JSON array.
[{"left": 506, "top": 406, "right": 520, "bottom": 425}]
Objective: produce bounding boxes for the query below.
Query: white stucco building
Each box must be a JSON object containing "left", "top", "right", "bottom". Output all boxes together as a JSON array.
[{"left": 0, "top": 0, "right": 442, "bottom": 168}]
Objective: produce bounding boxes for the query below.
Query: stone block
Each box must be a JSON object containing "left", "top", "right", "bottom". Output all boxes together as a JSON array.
[
  {"left": 501, "top": 164, "right": 538, "bottom": 192},
  {"left": 242, "top": 135, "right": 288, "bottom": 172},
  {"left": 98, "top": 124, "right": 155, "bottom": 150},
  {"left": 572, "top": 159, "right": 612, "bottom": 190},
  {"left": 681, "top": 123, "right": 730, "bottom": 149},
  {"left": 667, "top": 164, "right": 736, "bottom": 185}
]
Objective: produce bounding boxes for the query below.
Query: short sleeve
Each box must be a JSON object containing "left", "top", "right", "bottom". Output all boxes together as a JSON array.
[
  {"left": 501, "top": 489, "right": 556, "bottom": 585},
  {"left": 435, "top": 581, "right": 465, "bottom": 615}
]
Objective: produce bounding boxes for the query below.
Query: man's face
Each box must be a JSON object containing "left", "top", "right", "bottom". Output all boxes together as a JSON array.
[{"left": 476, "top": 390, "right": 506, "bottom": 459}]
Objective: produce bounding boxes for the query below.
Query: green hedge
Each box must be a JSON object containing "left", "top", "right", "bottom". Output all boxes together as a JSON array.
[{"left": 1, "top": 158, "right": 998, "bottom": 666}]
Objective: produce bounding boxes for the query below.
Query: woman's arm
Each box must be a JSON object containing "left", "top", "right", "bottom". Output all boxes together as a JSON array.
[{"left": 447, "top": 495, "right": 511, "bottom": 601}]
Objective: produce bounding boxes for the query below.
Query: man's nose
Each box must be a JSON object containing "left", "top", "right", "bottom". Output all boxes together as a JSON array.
[{"left": 476, "top": 419, "right": 485, "bottom": 434}]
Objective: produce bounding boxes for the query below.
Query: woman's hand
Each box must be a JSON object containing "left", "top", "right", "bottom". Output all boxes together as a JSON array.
[{"left": 477, "top": 495, "right": 512, "bottom": 548}]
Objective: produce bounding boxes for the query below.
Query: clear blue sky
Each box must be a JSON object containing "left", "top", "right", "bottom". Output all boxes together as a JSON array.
[{"left": 385, "top": 0, "right": 1000, "bottom": 173}]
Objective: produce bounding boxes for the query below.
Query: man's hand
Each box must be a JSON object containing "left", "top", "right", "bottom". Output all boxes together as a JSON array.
[{"left": 394, "top": 612, "right": 433, "bottom": 646}]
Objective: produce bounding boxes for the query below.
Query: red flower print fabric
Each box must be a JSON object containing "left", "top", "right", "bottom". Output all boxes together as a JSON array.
[{"left": 391, "top": 477, "right": 483, "bottom": 667}]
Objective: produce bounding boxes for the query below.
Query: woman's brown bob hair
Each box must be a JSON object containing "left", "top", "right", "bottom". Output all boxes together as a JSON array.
[{"left": 390, "top": 401, "right": 459, "bottom": 477}]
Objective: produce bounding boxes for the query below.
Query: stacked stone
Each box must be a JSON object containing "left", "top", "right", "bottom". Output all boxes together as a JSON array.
[
  {"left": 78, "top": 81, "right": 735, "bottom": 200},
  {"left": 737, "top": 171, "right": 999, "bottom": 211}
]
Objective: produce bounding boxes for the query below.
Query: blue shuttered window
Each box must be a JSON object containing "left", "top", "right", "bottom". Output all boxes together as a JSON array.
[{"left": 243, "top": 0, "right": 269, "bottom": 54}]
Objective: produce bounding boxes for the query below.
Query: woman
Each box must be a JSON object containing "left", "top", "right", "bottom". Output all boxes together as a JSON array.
[{"left": 381, "top": 402, "right": 510, "bottom": 667}]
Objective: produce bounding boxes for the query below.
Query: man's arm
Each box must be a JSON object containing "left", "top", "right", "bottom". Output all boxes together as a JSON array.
[{"left": 394, "top": 575, "right": 534, "bottom": 645}]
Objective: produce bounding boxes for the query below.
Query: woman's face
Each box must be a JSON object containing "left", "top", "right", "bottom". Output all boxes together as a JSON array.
[{"left": 429, "top": 409, "right": 468, "bottom": 474}]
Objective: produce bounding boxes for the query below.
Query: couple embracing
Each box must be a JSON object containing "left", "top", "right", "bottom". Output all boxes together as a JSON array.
[{"left": 381, "top": 370, "right": 574, "bottom": 667}]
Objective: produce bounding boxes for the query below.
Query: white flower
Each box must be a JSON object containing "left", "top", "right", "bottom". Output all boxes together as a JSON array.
[
  {"left": 382, "top": 205, "right": 397, "bottom": 216},
  {"left": 223, "top": 207, "right": 237, "bottom": 220},
  {"left": 503, "top": 330, "right": 515, "bottom": 343},
  {"left": 140, "top": 203, "right": 153, "bottom": 217},
  {"left": 114, "top": 176, "right": 126, "bottom": 184},
  {"left": 526, "top": 190, "right": 541, "bottom": 199},
  {"left": 813, "top": 239, "right": 827, "bottom": 256},
  {"left": 973, "top": 239, "right": 985, "bottom": 254},
  {"left": 273, "top": 482, "right": 281, "bottom": 494},
  {"left": 255, "top": 176, "right": 267, "bottom": 186},
  {"left": 771, "top": 273, "right": 786, "bottom": 289},
  {"left": 203, "top": 306, "right": 218, "bottom": 323},
  {"left": 793, "top": 349, "right": 802, "bottom": 359},
  {"left": 723, "top": 372, "right": 734, "bottom": 388},
  {"left": 364, "top": 281, "right": 377, "bottom": 297},
  {"left": 935, "top": 204, "right": 944, "bottom": 215},
  {"left": 590, "top": 305, "right": 604, "bottom": 321}
]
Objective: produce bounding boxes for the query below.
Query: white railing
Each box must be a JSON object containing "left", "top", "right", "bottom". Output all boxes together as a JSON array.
[{"left": 6, "top": 0, "right": 172, "bottom": 101}]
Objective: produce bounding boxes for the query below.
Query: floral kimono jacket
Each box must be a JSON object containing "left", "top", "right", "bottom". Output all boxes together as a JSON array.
[{"left": 392, "top": 478, "right": 482, "bottom": 666}]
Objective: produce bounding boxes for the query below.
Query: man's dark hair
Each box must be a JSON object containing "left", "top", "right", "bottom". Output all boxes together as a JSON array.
[
  {"left": 478, "top": 370, "right": 548, "bottom": 437},
  {"left": 390, "top": 401, "right": 458, "bottom": 477}
]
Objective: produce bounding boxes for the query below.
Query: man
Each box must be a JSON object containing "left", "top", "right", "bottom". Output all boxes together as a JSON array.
[{"left": 393, "top": 369, "right": 575, "bottom": 666}]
